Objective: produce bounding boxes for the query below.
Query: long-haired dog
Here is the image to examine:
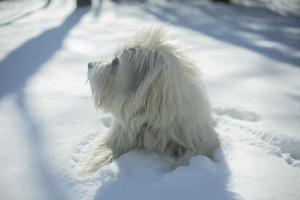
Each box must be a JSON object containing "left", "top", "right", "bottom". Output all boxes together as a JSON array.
[{"left": 81, "top": 28, "right": 219, "bottom": 175}]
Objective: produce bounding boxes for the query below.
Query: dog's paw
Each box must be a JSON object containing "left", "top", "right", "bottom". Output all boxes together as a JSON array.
[
  {"left": 69, "top": 132, "right": 98, "bottom": 169},
  {"left": 78, "top": 142, "right": 115, "bottom": 177}
]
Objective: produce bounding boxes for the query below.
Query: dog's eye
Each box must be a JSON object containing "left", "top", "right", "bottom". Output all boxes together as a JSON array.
[
  {"left": 112, "top": 57, "right": 119, "bottom": 66},
  {"left": 111, "top": 57, "right": 119, "bottom": 74}
]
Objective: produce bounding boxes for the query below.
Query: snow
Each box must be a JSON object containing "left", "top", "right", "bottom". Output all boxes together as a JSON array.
[
  {"left": 0, "top": 0, "right": 45, "bottom": 25},
  {"left": 232, "top": 0, "right": 300, "bottom": 16},
  {"left": 0, "top": 0, "right": 300, "bottom": 200}
]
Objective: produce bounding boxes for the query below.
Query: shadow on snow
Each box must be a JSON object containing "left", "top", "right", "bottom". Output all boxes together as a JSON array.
[
  {"left": 0, "top": 7, "right": 89, "bottom": 100},
  {"left": 15, "top": 91, "right": 72, "bottom": 200},
  {"left": 0, "top": 0, "right": 52, "bottom": 26},
  {"left": 139, "top": 1, "right": 300, "bottom": 66},
  {"left": 93, "top": 150, "right": 239, "bottom": 200}
]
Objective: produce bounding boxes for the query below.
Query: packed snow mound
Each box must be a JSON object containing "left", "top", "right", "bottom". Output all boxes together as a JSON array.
[
  {"left": 69, "top": 148, "right": 235, "bottom": 200},
  {"left": 93, "top": 151, "right": 234, "bottom": 200}
]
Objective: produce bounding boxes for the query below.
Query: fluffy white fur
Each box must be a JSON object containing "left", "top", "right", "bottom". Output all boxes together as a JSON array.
[{"left": 81, "top": 28, "right": 219, "bottom": 175}]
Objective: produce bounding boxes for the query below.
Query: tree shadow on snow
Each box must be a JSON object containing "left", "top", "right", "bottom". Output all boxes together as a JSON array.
[
  {"left": 15, "top": 91, "right": 72, "bottom": 200},
  {"left": 0, "top": 0, "right": 52, "bottom": 26},
  {"left": 93, "top": 150, "right": 239, "bottom": 200},
  {"left": 0, "top": 7, "right": 89, "bottom": 100},
  {"left": 93, "top": 0, "right": 104, "bottom": 18},
  {"left": 138, "top": 1, "right": 300, "bottom": 66}
]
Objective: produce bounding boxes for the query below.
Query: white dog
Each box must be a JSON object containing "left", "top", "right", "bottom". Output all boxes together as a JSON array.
[{"left": 81, "top": 28, "right": 219, "bottom": 175}]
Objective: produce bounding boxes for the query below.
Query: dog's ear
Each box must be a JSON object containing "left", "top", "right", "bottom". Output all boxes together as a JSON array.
[
  {"left": 127, "top": 48, "right": 158, "bottom": 91},
  {"left": 131, "top": 51, "right": 184, "bottom": 127}
]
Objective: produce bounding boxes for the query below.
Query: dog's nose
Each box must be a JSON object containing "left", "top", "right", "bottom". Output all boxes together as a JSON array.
[{"left": 88, "top": 62, "right": 95, "bottom": 70}]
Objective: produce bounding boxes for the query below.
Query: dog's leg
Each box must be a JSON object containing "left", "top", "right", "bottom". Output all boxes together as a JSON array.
[
  {"left": 174, "top": 147, "right": 217, "bottom": 168},
  {"left": 106, "top": 123, "right": 135, "bottom": 157},
  {"left": 174, "top": 149, "right": 196, "bottom": 167},
  {"left": 79, "top": 139, "right": 114, "bottom": 176},
  {"left": 79, "top": 123, "right": 135, "bottom": 176}
]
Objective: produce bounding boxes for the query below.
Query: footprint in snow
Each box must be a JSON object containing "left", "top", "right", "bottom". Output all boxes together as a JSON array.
[
  {"left": 213, "top": 107, "right": 260, "bottom": 122},
  {"left": 215, "top": 117, "right": 300, "bottom": 168}
]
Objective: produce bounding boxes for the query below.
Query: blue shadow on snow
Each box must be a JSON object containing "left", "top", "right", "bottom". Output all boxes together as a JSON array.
[
  {"left": 0, "top": 7, "right": 89, "bottom": 100},
  {"left": 138, "top": 2, "right": 300, "bottom": 66}
]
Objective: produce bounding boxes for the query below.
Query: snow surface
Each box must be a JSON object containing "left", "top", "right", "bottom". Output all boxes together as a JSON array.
[
  {"left": 233, "top": 0, "right": 300, "bottom": 16},
  {"left": 0, "top": 0, "right": 300, "bottom": 200}
]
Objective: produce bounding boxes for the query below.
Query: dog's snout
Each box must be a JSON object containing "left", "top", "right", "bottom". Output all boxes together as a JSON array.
[{"left": 88, "top": 62, "right": 95, "bottom": 70}]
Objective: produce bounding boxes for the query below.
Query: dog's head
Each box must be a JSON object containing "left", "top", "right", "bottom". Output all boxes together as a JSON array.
[{"left": 88, "top": 28, "right": 199, "bottom": 125}]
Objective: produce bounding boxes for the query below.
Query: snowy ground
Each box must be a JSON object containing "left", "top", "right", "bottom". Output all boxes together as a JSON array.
[{"left": 0, "top": 0, "right": 300, "bottom": 200}]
